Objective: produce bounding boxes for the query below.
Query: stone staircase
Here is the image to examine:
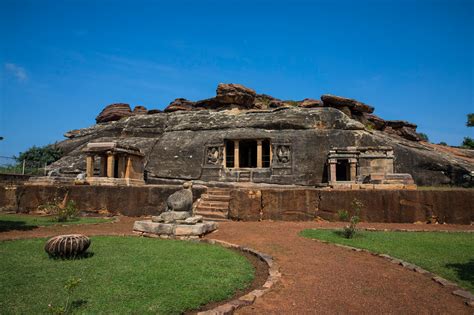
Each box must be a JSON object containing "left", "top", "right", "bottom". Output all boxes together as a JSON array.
[
  {"left": 238, "top": 171, "right": 251, "bottom": 182},
  {"left": 194, "top": 187, "right": 231, "bottom": 221}
]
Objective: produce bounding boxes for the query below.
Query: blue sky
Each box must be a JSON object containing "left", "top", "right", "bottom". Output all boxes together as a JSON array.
[{"left": 1, "top": 0, "right": 473, "bottom": 157}]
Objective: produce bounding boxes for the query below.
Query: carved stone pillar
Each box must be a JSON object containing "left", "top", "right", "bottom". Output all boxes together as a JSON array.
[
  {"left": 234, "top": 140, "right": 239, "bottom": 169},
  {"left": 125, "top": 156, "right": 132, "bottom": 179},
  {"left": 257, "top": 140, "right": 263, "bottom": 168},
  {"left": 99, "top": 156, "right": 107, "bottom": 177},
  {"left": 349, "top": 158, "right": 357, "bottom": 182},
  {"left": 86, "top": 155, "right": 94, "bottom": 178},
  {"left": 107, "top": 154, "right": 115, "bottom": 178},
  {"left": 328, "top": 159, "right": 337, "bottom": 183}
]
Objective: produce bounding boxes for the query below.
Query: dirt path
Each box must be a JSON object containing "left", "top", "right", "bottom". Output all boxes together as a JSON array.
[
  {"left": 1, "top": 218, "right": 472, "bottom": 314},
  {"left": 208, "top": 221, "right": 472, "bottom": 315}
]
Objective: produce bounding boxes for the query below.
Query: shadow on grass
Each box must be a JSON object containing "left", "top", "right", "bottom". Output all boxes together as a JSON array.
[
  {"left": 71, "top": 299, "right": 88, "bottom": 309},
  {"left": 446, "top": 259, "right": 474, "bottom": 284},
  {"left": 48, "top": 252, "right": 95, "bottom": 260},
  {"left": 333, "top": 229, "right": 365, "bottom": 239},
  {"left": 0, "top": 220, "right": 38, "bottom": 232}
]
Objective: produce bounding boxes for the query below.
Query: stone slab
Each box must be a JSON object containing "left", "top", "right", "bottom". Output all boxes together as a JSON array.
[{"left": 133, "top": 220, "right": 218, "bottom": 237}]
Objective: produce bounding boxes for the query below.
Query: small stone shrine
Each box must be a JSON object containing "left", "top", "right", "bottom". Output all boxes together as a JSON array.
[
  {"left": 83, "top": 141, "right": 145, "bottom": 186},
  {"left": 133, "top": 182, "right": 218, "bottom": 239}
]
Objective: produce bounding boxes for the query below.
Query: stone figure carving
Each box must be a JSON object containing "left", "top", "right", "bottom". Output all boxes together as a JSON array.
[
  {"left": 276, "top": 145, "right": 291, "bottom": 164},
  {"left": 144, "top": 182, "right": 218, "bottom": 235},
  {"left": 206, "top": 146, "right": 222, "bottom": 165},
  {"left": 166, "top": 182, "right": 193, "bottom": 212}
]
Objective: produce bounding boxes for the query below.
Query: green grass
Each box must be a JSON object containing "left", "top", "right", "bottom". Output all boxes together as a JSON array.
[
  {"left": 300, "top": 229, "right": 474, "bottom": 293},
  {"left": 0, "top": 214, "right": 112, "bottom": 232},
  {"left": 0, "top": 237, "right": 255, "bottom": 314}
]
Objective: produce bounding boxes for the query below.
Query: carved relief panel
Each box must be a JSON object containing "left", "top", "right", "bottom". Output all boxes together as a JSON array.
[
  {"left": 204, "top": 145, "right": 224, "bottom": 166},
  {"left": 272, "top": 142, "right": 292, "bottom": 170}
]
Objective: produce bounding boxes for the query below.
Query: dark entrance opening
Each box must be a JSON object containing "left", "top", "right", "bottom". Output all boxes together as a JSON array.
[
  {"left": 239, "top": 140, "right": 257, "bottom": 168},
  {"left": 114, "top": 157, "right": 119, "bottom": 178},
  {"left": 262, "top": 139, "right": 271, "bottom": 168},
  {"left": 336, "top": 159, "right": 350, "bottom": 181},
  {"left": 225, "top": 141, "right": 234, "bottom": 168}
]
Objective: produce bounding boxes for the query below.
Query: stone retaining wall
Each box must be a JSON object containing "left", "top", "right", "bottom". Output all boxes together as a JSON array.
[
  {"left": 0, "top": 184, "right": 206, "bottom": 216},
  {"left": 0, "top": 184, "right": 472, "bottom": 224},
  {"left": 228, "top": 188, "right": 474, "bottom": 224}
]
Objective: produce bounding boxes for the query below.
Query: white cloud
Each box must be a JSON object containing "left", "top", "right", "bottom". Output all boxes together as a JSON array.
[{"left": 4, "top": 63, "right": 28, "bottom": 82}]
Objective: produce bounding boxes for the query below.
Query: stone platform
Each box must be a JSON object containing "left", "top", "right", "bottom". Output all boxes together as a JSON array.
[{"left": 133, "top": 220, "right": 218, "bottom": 239}]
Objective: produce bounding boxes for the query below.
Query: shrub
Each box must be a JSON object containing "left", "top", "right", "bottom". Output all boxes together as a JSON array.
[
  {"left": 341, "top": 199, "right": 363, "bottom": 239},
  {"left": 418, "top": 132, "right": 429, "bottom": 142},
  {"left": 337, "top": 209, "right": 349, "bottom": 222},
  {"left": 461, "top": 137, "right": 474, "bottom": 149},
  {"left": 48, "top": 277, "right": 82, "bottom": 314},
  {"left": 40, "top": 199, "right": 79, "bottom": 222}
]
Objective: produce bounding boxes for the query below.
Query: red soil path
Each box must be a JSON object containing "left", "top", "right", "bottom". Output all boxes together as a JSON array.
[{"left": 1, "top": 217, "right": 472, "bottom": 314}]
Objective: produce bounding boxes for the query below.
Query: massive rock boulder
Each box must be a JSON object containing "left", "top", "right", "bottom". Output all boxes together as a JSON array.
[
  {"left": 384, "top": 120, "right": 420, "bottom": 141},
  {"left": 321, "top": 94, "right": 375, "bottom": 114},
  {"left": 49, "top": 84, "right": 473, "bottom": 187},
  {"left": 215, "top": 83, "right": 256, "bottom": 108},
  {"left": 96, "top": 104, "right": 149, "bottom": 123},
  {"left": 164, "top": 98, "right": 195, "bottom": 112}
]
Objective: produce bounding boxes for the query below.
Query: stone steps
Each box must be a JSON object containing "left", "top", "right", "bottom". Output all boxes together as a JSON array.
[
  {"left": 238, "top": 172, "right": 251, "bottom": 182},
  {"left": 200, "top": 193, "right": 231, "bottom": 201},
  {"left": 206, "top": 188, "right": 231, "bottom": 196},
  {"left": 194, "top": 187, "right": 231, "bottom": 221},
  {"left": 193, "top": 210, "right": 229, "bottom": 221}
]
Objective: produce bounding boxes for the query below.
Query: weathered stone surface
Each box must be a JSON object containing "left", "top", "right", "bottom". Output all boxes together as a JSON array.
[
  {"left": 166, "top": 183, "right": 193, "bottom": 212},
  {"left": 49, "top": 84, "right": 473, "bottom": 187},
  {"left": 364, "top": 113, "right": 386, "bottom": 130},
  {"left": 228, "top": 188, "right": 474, "bottom": 223},
  {"left": 0, "top": 184, "right": 206, "bottom": 216},
  {"left": 184, "top": 215, "right": 203, "bottom": 224},
  {"left": 299, "top": 98, "right": 322, "bottom": 108},
  {"left": 164, "top": 98, "right": 195, "bottom": 112},
  {"left": 44, "top": 234, "right": 90, "bottom": 258},
  {"left": 253, "top": 94, "right": 277, "bottom": 109},
  {"left": 321, "top": 94, "right": 374, "bottom": 114},
  {"left": 133, "top": 220, "right": 174, "bottom": 234},
  {"left": 261, "top": 189, "right": 319, "bottom": 220},
  {"left": 215, "top": 83, "right": 256, "bottom": 108},
  {"left": 152, "top": 211, "right": 191, "bottom": 223},
  {"left": 132, "top": 105, "right": 148, "bottom": 115},
  {"left": 96, "top": 103, "right": 135, "bottom": 123},
  {"left": 133, "top": 220, "right": 218, "bottom": 237}
]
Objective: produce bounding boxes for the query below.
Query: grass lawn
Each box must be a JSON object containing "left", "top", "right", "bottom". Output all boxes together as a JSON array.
[
  {"left": 300, "top": 229, "right": 474, "bottom": 293},
  {"left": 0, "top": 214, "right": 112, "bottom": 232},
  {"left": 0, "top": 236, "right": 254, "bottom": 314}
]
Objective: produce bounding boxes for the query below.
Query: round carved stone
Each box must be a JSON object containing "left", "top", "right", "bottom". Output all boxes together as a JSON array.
[{"left": 44, "top": 234, "right": 91, "bottom": 258}]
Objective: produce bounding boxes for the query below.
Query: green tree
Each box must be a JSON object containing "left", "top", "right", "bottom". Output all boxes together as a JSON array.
[
  {"left": 461, "top": 137, "right": 474, "bottom": 149},
  {"left": 16, "top": 145, "right": 63, "bottom": 168},
  {"left": 461, "top": 113, "right": 474, "bottom": 149},
  {"left": 418, "top": 132, "right": 429, "bottom": 142},
  {"left": 467, "top": 113, "right": 474, "bottom": 127}
]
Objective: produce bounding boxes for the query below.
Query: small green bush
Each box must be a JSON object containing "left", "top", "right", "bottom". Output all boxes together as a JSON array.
[
  {"left": 341, "top": 199, "right": 363, "bottom": 239},
  {"left": 40, "top": 199, "right": 79, "bottom": 222},
  {"left": 337, "top": 209, "right": 349, "bottom": 222},
  {"left": 48, "top": 277, "right": 82, "bottom": 314},
  {"left": 461, "top": 137, "right": 474, "bottom": 149}
]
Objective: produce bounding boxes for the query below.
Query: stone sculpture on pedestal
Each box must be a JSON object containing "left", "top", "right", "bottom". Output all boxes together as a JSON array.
[{"left": 133, "top": 182, "right": 218, "bottom": 239}]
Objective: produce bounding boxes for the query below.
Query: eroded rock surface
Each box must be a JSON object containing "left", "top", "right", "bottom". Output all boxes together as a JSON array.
[
  {"left": 49, "top": 84, "right": 473, "bottom": 187},
  {"left": 96, "top": 103, "right": 150, "bottom": 123}
]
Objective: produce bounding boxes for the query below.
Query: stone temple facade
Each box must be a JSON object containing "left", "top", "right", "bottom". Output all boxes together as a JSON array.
[{"left": 48, "top": 83, "right": 473, "bottom": 188}]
